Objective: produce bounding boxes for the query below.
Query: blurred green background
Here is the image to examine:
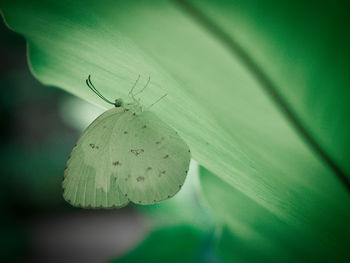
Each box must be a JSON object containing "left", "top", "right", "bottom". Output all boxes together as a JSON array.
[{"left": 0, "top": 19, "right": 142, "bottom": 262}]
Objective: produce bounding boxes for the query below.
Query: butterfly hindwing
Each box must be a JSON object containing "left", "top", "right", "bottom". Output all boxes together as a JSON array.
[{"left": 113, "top": 110, "right": 191, "bottom": 205}]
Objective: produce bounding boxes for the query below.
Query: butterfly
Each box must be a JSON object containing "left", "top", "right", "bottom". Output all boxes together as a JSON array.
[{"left": 62, "top": 75, "right": 191, "bottom": 208}]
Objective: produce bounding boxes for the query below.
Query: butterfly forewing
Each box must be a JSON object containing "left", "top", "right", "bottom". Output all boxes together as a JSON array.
[{"left": 63, "top": 107, "right": 129, "bottom": 208}]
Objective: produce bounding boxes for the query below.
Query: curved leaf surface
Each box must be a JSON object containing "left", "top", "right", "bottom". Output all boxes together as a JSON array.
[{"left": 1, "top": 2, "right": 349, "bottom": 259}]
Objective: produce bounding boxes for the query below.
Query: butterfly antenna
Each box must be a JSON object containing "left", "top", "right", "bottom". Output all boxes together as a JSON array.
[
  {"left": 87, "top": 75, "right": 112, "bottom": 102},
  {"left": 128, "top": 75, "right": 140, "bottom": 103},
  {"left": 86, "top": 75, "right": 115, "bottom": 105},
  {"left": 134, "top": 76, "right": 150, "bottom": 97},
  {"left": 147, "top": 93, "right": 167, "bottom": 110}
]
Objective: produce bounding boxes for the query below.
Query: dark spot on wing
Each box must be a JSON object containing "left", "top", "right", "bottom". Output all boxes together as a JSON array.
[
  {"left": 163, "top": 154, "right": 169, "bottom": 159},
  {"left": 167, "top": 195, "right": 171, "bottom": 198},
  {"left": 136, "top": 176, "right": 145, "bottom": 182},
  {"left": 156, "top": 141, "right": 160, "bottom": 145},
  {"left": 142, "top": 125, "right": 147, "bottom": 128},
  {"left": 153, "top": 200, "right": 156, "bottom": 202},
  {"left": 147, "top": 167, "right": 152, "bottom": 171},
  {"left": 112, "top": 161, "right": 121, "bottom": 166},
  {"left": 124, "top": 131, "right": 128, "bottom": 134},
  {"left": 138, "top": 200, "right": 142, "bottom": 204},
  {"left": 179, "top": 185, "right": 182, "bottom": 188},
  {"left": 133, "top": 112, "right": 136, "bottom": 116},
  {"left": 131, "top": 149, "right": 144, "bottom": 156},
  {"left": 124, "top": 193, "right": 128, "bottom": 197},
  {"left": 185, "top": 170, "right": 188, "bottom": 173},
  {"left": 89, "top": 143, "right": 99, "bottom": 150}
]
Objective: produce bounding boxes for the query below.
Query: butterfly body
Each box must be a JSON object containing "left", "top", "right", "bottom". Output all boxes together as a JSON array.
[{"left": 63, "top": 101, "right": 191, "bottom": 208}]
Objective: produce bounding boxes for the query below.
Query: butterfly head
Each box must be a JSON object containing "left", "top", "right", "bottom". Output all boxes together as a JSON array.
[{"left": 114, "top": 98, "right": 124, "bottom": 108}]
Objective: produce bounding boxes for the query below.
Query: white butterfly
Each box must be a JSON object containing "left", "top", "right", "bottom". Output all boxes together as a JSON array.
[{"left": 63, "top": 75, "right": 191, "bottom": 208}]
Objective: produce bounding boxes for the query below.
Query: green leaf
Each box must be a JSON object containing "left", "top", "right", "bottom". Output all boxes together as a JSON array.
[
  {"left": 187, "top": 0, "right": 350, "bottom": 177},
  {"left": 200, "top": 166, "right": 350, "bottom": 262},
  {"left": 1, "top": 0, "right": 350, "bottom": 260},
  {"left": 109, "top": 225, "right": 213, "bottom": 263}
]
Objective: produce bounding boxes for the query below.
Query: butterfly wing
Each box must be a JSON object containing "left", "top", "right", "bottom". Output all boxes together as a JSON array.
[
  {"left": 63, "top": 107, "right": 129, "bottom": 208},
  {"left": 113, "top": 110, "right": 191, "bottom": 205}
]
